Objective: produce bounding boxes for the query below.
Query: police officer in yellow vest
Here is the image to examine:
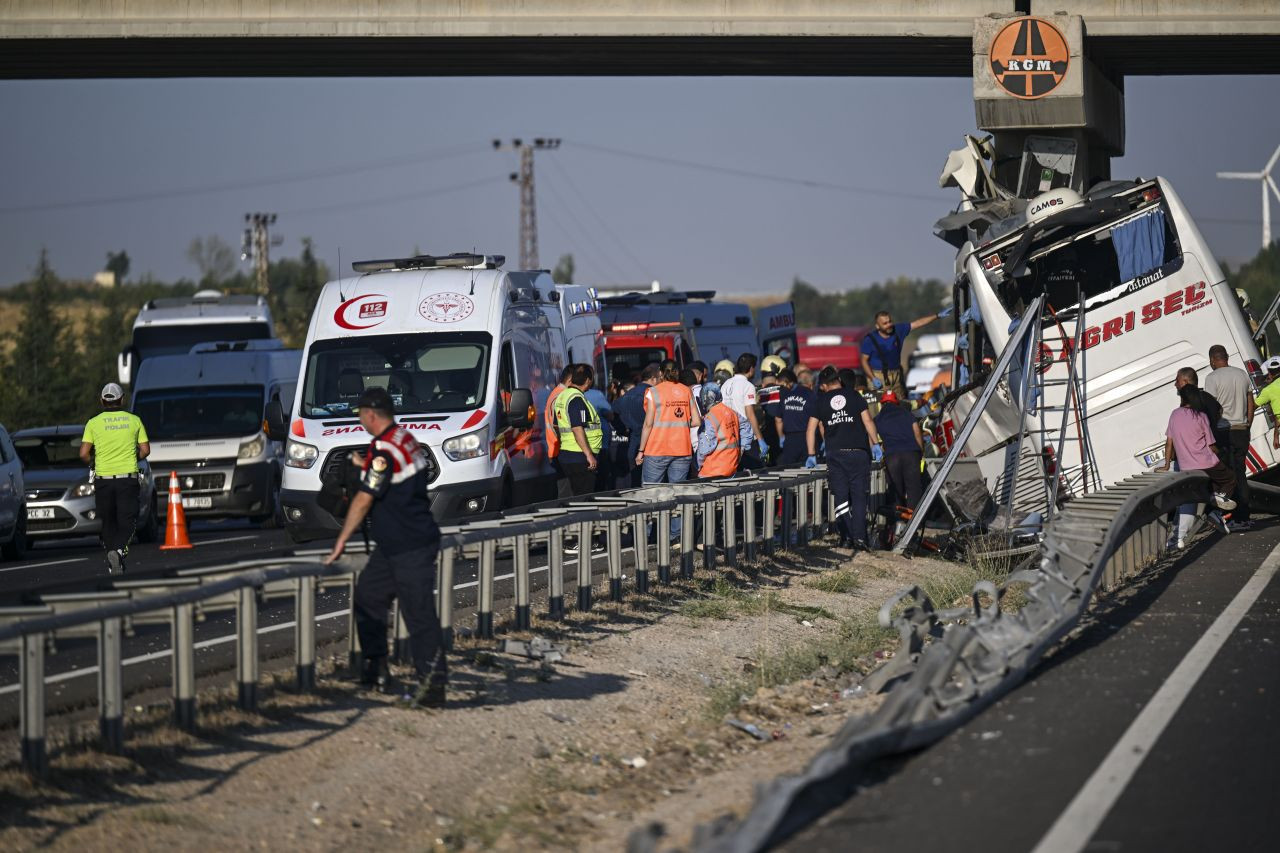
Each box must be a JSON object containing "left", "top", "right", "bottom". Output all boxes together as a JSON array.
[
  {"left": 552, "top": 364, "right": 604, "bottom": 496},
  {"left": 79, "top": 382, "right": 150, "bottom": 574}
]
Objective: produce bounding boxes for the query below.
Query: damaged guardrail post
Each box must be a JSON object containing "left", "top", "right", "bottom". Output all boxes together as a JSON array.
[
  {"left": 346, "top": 573, "right": 360, "bottom": 670},
  {"left": 439, "top": 546, "right": 456, "bottom": 648},
  {"left": 633, "top": 513, "right": 650, "bottom": 594},
  {"left": 607, "top": 519, "right": 624, "bottom": 602},
  {"left": 547, "top": 528, "right": 566, "bottom": 619},
  {"left": 681, "top": 500, "right": 696, "bottom": 579},
  {"left": 20, "top": 631, "right": 47, "bottom": 777},
  {"left": 744, "top": 489, "right": 758, "bottom": 562},
  {"left": 576, "top": 519, "right": 593, "bottom": 612},
  {"left": 656, "top": 508, "right": 672, "bottom": 584},
  {"left": 515, "top": 533, "right": 532, "bottom": 629},
  {"left": 173, "top": 601, "right": 196, "bottom": 730},
  {"left": 236, "top": 585, "right": 259, "bottom": 711},
  {"left": 812, "top": 478, "right": 825, "bottom": 539},
  {"left": 392, "top": 601, "right": 409, "bottom": 663},
  {"left": 478, "top": 538, "right": 496, "bottom": 638},
  {"left": 295, "top": 575, "right": 316, "bottom": 691},
  {"left": 98, "top": 616, "right": 124, "bottom": 753}
]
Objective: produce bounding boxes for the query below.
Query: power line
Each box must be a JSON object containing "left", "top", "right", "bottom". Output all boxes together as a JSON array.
[
  {"left": 278, "top": 175, "right": 505, "bottom": 217},
  {"left": 568, "top": 140, "right": 948, "bottom": 203},
  {"left": 538, "top": 193, "right": 632, "bottom": 284},
  {"left": 545, "top": 156, "right": 650, "bottom": 279},
  {"left": 0, "top": 144, "right": 481, "bottom": 215}
]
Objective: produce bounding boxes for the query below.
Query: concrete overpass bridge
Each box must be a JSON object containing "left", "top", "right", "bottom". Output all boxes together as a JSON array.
[{"left": 2, "top": 2, "right": 1279, "bottom": 78}]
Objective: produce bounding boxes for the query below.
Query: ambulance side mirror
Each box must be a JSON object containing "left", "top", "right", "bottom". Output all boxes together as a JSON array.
[
  {"left": 265, "top": 400, "right": 289, "bottom": 442},
  {"left": 507, "top": 388, "right": 535, "bottom": 429}
]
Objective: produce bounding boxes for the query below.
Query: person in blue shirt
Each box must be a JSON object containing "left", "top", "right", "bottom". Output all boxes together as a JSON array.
[
  {"left": 614, "top": 365, "right": 659, "bottom": 487},
  {"left": 860, "top": 307, "right": 951, "bottom": 396},
  {"left": 873, "top": 390, "right": 926, "bottom": 508},
  {"left": 584, "top": 380, "right": 615, "bottom": 491},
  {"left": 774, "top": 369, "right": 814, "bottom": 466}
]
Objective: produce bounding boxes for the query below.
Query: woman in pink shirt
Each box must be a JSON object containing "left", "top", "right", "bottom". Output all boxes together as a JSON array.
[{"left": 1156, "top": 384, "right": 1237, "bottom": 522}]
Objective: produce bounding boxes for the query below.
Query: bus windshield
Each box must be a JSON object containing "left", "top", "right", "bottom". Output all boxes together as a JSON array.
[
  {"left": 301, "top": 332, "right": 491, "bottom": 417},
  {"left": 990, "top": 194, "right": 1181, "bottom": 320},
  {"left": 133, "top": 322, "right": 272, "bottom": 359}
]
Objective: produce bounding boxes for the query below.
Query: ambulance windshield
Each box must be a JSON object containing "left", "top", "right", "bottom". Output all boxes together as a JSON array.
[{"left": 301, "top": 332, "right": 491, "bottom": 417}]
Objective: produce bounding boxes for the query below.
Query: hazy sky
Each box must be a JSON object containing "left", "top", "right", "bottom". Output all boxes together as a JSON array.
[{"left": 1, "top": 73, "right": 1277, "bottom": 295}]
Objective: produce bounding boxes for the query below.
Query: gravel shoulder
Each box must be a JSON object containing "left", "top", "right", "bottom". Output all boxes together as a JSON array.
[{"left": 0, "top": 540, "right": 963, "bottom": 851}]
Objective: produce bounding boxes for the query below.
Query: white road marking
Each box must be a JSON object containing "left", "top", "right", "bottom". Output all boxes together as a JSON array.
[
  {"left": 0, "top": 609, "right": 352, "bottom": 696},
  {"left": 0, "top": 557, "right": 88, "bottom": 573},
  {"left": 192, "top": 535, "right": 261, "bottom": 547},
  {"left": 1031, "top": 542, "right": 1280, "bottom": 853}
]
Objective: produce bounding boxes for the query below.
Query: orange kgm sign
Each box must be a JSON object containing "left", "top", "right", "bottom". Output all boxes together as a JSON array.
[{"left": 989, "top": 17, "right": 1070, "bottom": 100}]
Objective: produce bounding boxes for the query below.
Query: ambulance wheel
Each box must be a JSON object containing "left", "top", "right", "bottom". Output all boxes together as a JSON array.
[
  {"left": 253, "top": 483, "right": 281, "bottom": 529},
  {"left": 499, "top": 476, "right": 514, "bottom": 512}
]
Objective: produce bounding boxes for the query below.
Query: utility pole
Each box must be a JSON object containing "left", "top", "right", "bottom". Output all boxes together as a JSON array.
[
  {"left": 493, "top": 138, "right": 560, "bottom": 269},
  {"left": 240, "top": 212, "right": 280, "bottom": 295}
]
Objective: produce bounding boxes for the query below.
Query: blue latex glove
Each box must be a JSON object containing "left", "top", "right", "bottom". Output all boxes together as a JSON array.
[
  {"left": 778, "top": 435, "right": 785, "bottom": 448},
  {"left": 757, "top": 438, "right": 768, "bottom": 456},
  {"left": 938, "top": 305, "right": 954, "bottom": 319},
  {"left": 871, "top": 444, "right": 884, "bottom": 464},
  {"left": 872, "top": 377, "right": 883, "bottom": 390},
  {"left": 804, "top": 455, "right": 818, "bottom": 469}
]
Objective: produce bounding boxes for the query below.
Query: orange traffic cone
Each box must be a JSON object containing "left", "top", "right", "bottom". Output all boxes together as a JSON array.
[{"left": 159, "top": 470, "right": 193, "bottom": 550}]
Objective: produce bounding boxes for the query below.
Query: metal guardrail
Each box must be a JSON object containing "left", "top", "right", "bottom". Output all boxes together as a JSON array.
[
  {"left": 1, "top": 466, "right": 870, "bottom": 777},
  {"left": 691, "top": 469, "right": 1211, "bottom": 852}
]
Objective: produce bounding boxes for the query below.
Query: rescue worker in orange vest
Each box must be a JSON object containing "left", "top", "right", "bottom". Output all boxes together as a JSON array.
[
  {"left": 544, "top": 364, "right": 575, "bottom": 497},
  {"left": 696, "top": 383, "right": 740, "bottom": 478},
  {"left": 635, "top": 359, "right": 701, "bottom": 483}
]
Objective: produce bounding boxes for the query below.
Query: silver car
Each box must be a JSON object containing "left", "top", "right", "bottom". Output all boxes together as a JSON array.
[{"left": 13, "top": 425, "right": 160, "bottom": 544}]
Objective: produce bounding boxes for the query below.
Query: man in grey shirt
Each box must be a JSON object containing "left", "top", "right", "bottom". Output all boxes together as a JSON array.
[{"left": 1203, "top": 344, "right": 1255, "bottom": 528}]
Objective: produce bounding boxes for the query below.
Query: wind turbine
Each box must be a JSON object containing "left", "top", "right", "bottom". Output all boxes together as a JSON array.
[{"left": 1218, "top": 143, "right": 1280, "bottom": 250}]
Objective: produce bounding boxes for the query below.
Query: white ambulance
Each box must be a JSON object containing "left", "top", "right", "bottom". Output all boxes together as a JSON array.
[
  {"left": 943, "top": 176, "right": 1276, "bottom": 502},
  {"left": 272, "top": 253, "right": 589, "bottom": 541}
]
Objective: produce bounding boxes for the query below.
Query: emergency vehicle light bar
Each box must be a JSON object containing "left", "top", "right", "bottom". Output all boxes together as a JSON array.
[
  {"left": 604, "top": 321, "right": 682, "bottom": 332},
  {"left": 352, "top": 253, "right": 504, "bottom": 273}
]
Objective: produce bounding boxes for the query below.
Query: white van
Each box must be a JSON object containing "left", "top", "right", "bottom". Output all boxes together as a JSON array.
[
  {"left": 133, "top": 340, "right": 301, "bottom": 525},
  {"left": 118, "top": 290, "right": 275, "bottom": 386},
  {"left": 942, "top": 177, "right": 1275, "bottom": 497},
  {"left": 273, "top": 253, "right": 587, "bottom": 541},
  {"left": 906, "top": 332, "right": 957, "bottom": 398}
]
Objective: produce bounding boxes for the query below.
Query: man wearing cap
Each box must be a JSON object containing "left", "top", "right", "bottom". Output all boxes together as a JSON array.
[
  {"left": 79, "top": 383, "right": 150, "bottom": 574},
  {"left": 324, "top": 387, "right": 447, "bottom": 708},
  {"left": 775, "top": 369, "right": 814, "bottom": 466},
  {"left": 1254, "top": 355, "right": 1280, "bottom": 450}
]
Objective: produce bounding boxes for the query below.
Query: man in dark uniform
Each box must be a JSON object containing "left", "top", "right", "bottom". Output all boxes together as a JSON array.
[
  {"left": 805, "top": 365, "right": 883, "bottom": 550},
  {"left": 324, "top": 387, "right": 447, "bottom": 707},
  {"left": 774, "top": 369, "right": 813, "bottom": 466}
]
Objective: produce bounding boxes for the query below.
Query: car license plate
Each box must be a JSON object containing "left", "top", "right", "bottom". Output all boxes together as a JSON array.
[
  {"left": 27, "top": 507, "right": 55, "bottom": 520},
  {"left": 182, "top": 496, "right": 213, "bottom": 509},
  {"left": 1142, "top": 449, "right": 1165, "bottom": 467}
]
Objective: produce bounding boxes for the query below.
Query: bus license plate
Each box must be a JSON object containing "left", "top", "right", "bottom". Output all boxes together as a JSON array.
[
  {"left": 1142, "top": 449, "right": 1165, "bottom": 467},
  {"left": 182, "top": 496, "right": 213, "bottom": 509},
  {"left": 27, "top": 507, "right": 55, "bottom": 520}
]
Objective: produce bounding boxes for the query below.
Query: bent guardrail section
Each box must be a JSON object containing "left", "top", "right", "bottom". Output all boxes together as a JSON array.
[
  {"left": 691, "top": 469, "right": 1210, "bottom": 853},
  {"left": 2, "top": 467, "right": 873, "bottom": 777}
]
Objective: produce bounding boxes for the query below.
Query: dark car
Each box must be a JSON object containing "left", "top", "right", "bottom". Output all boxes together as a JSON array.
[{"left": 13, "top": 425, "right": 159, "bottom": 544}]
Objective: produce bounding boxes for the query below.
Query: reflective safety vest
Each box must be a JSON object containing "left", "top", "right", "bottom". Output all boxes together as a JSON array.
[
  {"left": 553, "top": 387, "right": 604, "bottom": 454},
  {"left": 544, "top": 384, "right": 566, "bottom": 458},
  {"left": 643, "top": 381, "right": 694, "bottom": 456},
  {"left": 699, "top": 402, "right": 741, "bottom": 478}
]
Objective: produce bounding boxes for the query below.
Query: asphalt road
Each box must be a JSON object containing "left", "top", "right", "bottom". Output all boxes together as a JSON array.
[{"left": 782, "top": 519, "right": 1280, "bottom": 853}]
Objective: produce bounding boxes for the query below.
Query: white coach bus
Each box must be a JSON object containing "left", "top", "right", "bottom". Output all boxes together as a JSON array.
[
  {"left": 271, "top": 252, "right": 595, "bottom": 542},
  {"left": 942, "top": 177, "right": 1276, "bottom": 500}
]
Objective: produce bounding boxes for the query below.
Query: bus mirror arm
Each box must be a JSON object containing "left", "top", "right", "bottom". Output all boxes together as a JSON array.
[
  {"left": 507, "top": 388, "right": 535, "bottom": 430},
  {"left": 265, "top": 400, "right": 289, "bottom": 442}
]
